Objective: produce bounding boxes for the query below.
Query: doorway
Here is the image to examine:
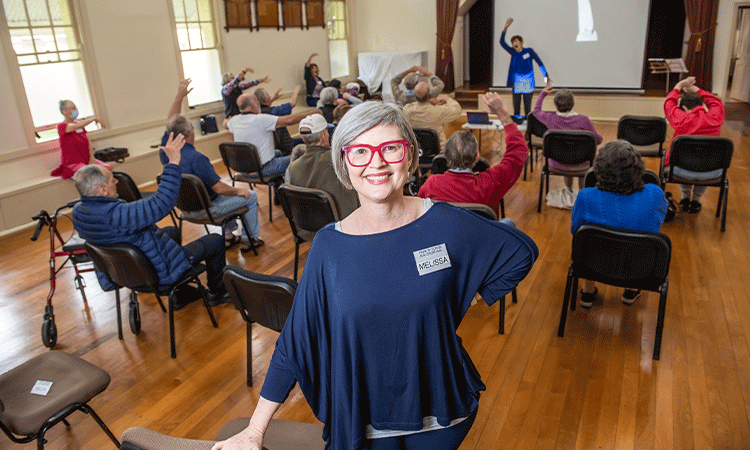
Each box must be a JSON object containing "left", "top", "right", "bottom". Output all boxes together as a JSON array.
[
  {"left": 466, "top": 0, "right": 493, "bottom": 88},
  {"left": 728, "top": 6, "right": 750, "bottom": 103}
]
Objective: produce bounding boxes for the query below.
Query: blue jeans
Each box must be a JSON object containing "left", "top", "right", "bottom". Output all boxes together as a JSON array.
[
  {"left": 246, "top": 150, "right": 291, "bottom": 194},
  {"left": 163, "top": 227, "right": 225, "bottom": 293},
  {"left": 182, "top": 193, "right": 260, "bottom": 238}
]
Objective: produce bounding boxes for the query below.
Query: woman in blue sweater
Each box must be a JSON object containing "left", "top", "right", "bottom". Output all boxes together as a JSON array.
[
  {"left": 213, "top": 100, "right": 538, "bottom": 450},
  {"left": 500, "top": 17, "right": 548, "bottom": 121},
  {"left": 571, "top": 141, "right": 668, "bottom": 307}
]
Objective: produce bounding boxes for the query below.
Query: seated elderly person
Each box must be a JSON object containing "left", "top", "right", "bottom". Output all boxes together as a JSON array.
[
  {"left": 418, "top": 92, "right": 528, "bottom": 216},
  {"left": 571, "top": 140, "right": 668, "bottom": 307},
  {"left": 403, "top": 82, "right": 461, "bottom": 149},
  {"left": 533, "top": 85, "right": 603, "bottom": 191},
  {"left": 391, "top": 66, "right": 445, "bottom": 105},
  {"left": 162, "top": 80, "right": 263, "bottom": 251},
  {"left": 287, "top": 114, "right": 359, "bottom": 218},
  {"left": 254, "top": 85, "right": 303, "bottom": 155},
  {"left": 225, "top": 93, "right": 322, "bottom": 201},
  {"left": 663, "top": 76, "right": 725, "bottom": 213},
  {"left": 72, "top": 134, "right": 229, "bottom": 305},
  {"left": 321, "top": 80, "right": 363, "bottom": 108},
  {"left": 318, "top": 86, "right": 346, "bottom": 123}
]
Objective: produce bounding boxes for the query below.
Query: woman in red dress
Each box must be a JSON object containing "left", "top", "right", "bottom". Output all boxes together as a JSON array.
[{"left": 51, "top": 100, "right": 109, "bottom": 179}]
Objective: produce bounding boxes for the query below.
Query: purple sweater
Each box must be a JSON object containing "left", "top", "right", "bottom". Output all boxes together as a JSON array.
[{"left": 534, "top": 90, "right": 602, "bottom": 169}]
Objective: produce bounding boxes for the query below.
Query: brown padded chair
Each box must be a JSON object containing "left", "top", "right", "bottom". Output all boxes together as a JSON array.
[
  {"left": 219, "top": 142, "right": 285, "bottom": 223},
  {"left": 223, "top": 265, "right": 296, "bottom": 386},
  {"left": 0, "top": 351, "right": 120, "bottom": 449},
  {"left": 276, "top": 184, "right": 340, "bottom": 282},
  {"left": 447, "top": 202, "right": 518, "bottom": 335},
  {"left": 119, "top": 417, "right": 325, "bottom": 450}
]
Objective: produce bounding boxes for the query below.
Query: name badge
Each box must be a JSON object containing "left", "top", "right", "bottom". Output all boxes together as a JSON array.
[
  {"left": 414, "top": 244, "right": 452, "bottom": 276},
  {"left": 523, "top": 53, "right": 530, "bottom": 59}
]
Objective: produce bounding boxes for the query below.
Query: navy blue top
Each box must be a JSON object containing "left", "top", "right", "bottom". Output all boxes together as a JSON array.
[
  {"left": 499, "top": 31, "right": 547, "bottom": 92},
  {"left": 261, "top": 202, "right": 538, "bottom": 449},
  {"left": 571, "top": 184, "right": 668, "bottom": 234},
  {"left": 159, "top": 132, "right": 221, "bottom": 200}
]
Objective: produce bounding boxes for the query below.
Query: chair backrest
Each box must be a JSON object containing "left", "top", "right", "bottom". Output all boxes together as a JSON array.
[
  {"left": 431, "top": 154, "right": 448, "bottom": 175},
  {"left": 112, "top": 172, "right": 142, "bottom": 202},
  {"left": 176, "top": 174, "right": 214, "bottom": 214},
  {"left": 413, "top": 128, "right": 441, "bottom": 158},
  {"left": 668, "top": 135, "right": 734, "bottom": 173},
  {"left": 525, "top": 112, "right": 548, "bottom": 141},
  {"left": 617, "top": 115, "right": 667, "bottom": 147},
  {"left": 222, "top": 265, "right": 296, "bottom": 332},
  {"left": 277, "top": 184, "right": 340, "bottom": 243},
  {"left": 571, "top": 224, "right": 671, "bottom": 291},
  {"left": 84, "top": 241, "right": 159, "bottom": 290},
  {"left": 584, "top": 168, "right": 662, "bottom": 189},
  {"left": 542, "top": 130, "right": 597, "bottom": 166},
  {"left": 448, "top": 202, "right": 498, "bottom": 221},
  {"left": 219, "top": 142, "right": 264, "bottom": 176}
]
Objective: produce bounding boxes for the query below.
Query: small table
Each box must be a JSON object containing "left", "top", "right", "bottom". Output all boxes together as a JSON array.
[{"left": 462, "top": 120, "right": 504, "bottom": 153}]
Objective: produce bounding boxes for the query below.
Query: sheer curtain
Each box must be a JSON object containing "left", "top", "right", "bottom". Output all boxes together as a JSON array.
[
  {"left": 436, "top": 0, "right": 459, "bottom": 92},
  {"left": 683, "top": 0, "right": 720, "bottom": 90}
]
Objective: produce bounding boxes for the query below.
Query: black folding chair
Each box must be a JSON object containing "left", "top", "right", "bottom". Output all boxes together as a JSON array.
[
  {"left": 524, "top": 112, "right": 547, "bottom": 180},
  {"left": 538, "top": 130, "right": 597, "bottom": 212},
  {"left": 558, "top": 224, "right": 671, "bottom": 360},
  {"left": 616, "top": 115, "right": 667, "bottom": 178}
]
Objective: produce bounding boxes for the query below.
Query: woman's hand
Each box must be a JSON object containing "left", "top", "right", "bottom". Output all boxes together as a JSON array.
[
  {"left": 484, "top": 92, "right": 512, "bottom": 126},
  {"left": 260, "top": 76, "right": 271, "bottom": 84},
  {"left": 503, "top": 17, "right": 513, "bottom": 32},
  {"left": 159, "top": 132, "right": 185, "bottom": 165},
  {"left": 243, "top": 67, "right": 254, "bottom": 74},
  {"left": 211, "top": 429, "right": 264, "bottom": 450}
]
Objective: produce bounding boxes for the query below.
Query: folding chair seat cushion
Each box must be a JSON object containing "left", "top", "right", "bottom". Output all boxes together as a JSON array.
[{"left": 0, "top": 351, "right": 110, "bottom": 436}]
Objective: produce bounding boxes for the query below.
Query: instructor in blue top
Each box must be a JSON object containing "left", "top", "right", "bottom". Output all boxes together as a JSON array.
[
  {"left": 500, "top": 17, "right": 548, "bottom": 121},
  {"left": 213, "top": 100, "right": 538, "bottom": 450}
]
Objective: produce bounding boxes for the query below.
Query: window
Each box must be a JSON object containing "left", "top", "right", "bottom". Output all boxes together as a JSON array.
[
  {"left": 326, "top": 0, "right": 348, "bottom": 78},
  {"left": 2, "top": 0, "right": 96, "bottom": 142},
  {"left": 172, "top": 0, "right": 222, "bottom": 107}
]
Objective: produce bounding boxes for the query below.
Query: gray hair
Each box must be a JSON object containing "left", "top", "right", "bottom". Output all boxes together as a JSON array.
[
  {"left": 301, "top": 130, "right": 324, "bottom": 146},
  {"left": 404, "top": 72, "right": 419, "bottom": 90},
  {"left": 72, "top": 165, "right": 107, "bottom": 197},
  {"left": 59, "top": 99, "right": 72, "bottom": 113},
  {"left": 166, "top": 114, "right": 193, "bottom": 139},
  {"left": 554, "top": 90, "right": 575, "bottom": 113},
  {"left": 320, "top": 86, "right": 339, "bottom": 106},
  {"left": 253, "top": 87, "right": 269, "bottom": 105},
  {"left": 444, "top": 130, "right": 478, "bottom": 170},
  {"left": 331, "top": 101, "right": 419, "bottom": 189}
]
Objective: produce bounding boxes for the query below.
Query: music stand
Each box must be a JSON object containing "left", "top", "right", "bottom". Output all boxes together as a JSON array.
[{"left": 648, "top": 58, "right": 689, "bottom": 93}]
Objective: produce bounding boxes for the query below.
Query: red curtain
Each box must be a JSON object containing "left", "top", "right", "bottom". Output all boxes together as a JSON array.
[
  {"left": 436, "top": 0, "right": 459, "bottom": 92},
  {"left": 683, "top": 0, "right": 720, "bottom": 90}
]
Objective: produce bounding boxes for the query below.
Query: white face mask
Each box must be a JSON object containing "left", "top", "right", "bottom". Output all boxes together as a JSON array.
[{"left": 71, "top": 109, "right": 79, "bottom": 119}]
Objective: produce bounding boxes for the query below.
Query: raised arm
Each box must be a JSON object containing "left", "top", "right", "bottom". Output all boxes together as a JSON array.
[
  {"left": 499, "top": 18, "right": 513, "bottom": 52},
  {"left": 64, "top": 116, "right": 102, "bottom": 133},
  {"left": 289, "top": 84, "right": 302, "bottom": 107},
  {"left": 305, "top": 53, "right": 318, "bottom": 67},
  {"left": 167, "top": 78, "right": 192, "bottom": 120},
  {"left": 276, "top": 109, "right": 323, "bottom": 128}
]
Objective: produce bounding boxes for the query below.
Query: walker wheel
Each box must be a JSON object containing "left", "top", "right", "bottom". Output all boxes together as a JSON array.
[
  {"left": 42, "top": 317, "right": 57, "bottom": 348},
  {"left": 129, "top": 292, "right": 141, "bottom": 335}
]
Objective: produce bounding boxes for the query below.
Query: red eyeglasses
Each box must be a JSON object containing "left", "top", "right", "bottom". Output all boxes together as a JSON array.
[{"left": 341, "top": 140, "right": 409, "bottom": 167}]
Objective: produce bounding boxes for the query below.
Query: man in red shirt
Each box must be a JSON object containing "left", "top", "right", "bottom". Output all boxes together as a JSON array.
[
  {"left": 663, "top": 76, "right": 725, "bottom": 213},
  {"left": 418, "top": 92, "right": 529, "bottom": 216}
]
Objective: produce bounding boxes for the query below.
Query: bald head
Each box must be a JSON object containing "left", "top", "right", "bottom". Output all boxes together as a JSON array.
[
  {"left": 404, "top": 72, "right": 420, "bottom": 90},
  {"left": 237, "top": 93, "right": 259, "bottom": 113},
  {"left": 414, "top": 82, "right": 430, "bottom": 103}
]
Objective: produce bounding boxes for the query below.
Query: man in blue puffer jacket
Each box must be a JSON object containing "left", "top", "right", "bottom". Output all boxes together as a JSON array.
[{"left": 71, "top": 133, "right": 227, "bottom": 304}]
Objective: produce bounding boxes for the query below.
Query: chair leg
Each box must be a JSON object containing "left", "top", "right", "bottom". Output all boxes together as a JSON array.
[
  {"left": 523, "top": 155, "right": 528, "bottom": 181},
  {"left": 115, "top": 289, "right": 123, "bottom": 340},
  {"left": 168, "top": 295, "right": 176, "bottom": 359},
  {"left": 512, "top": 287, "right": 518, "bottom": 304},
  {"left": 538, "top": 170, "right": 545, "bottom": 212},
  {"left": 500, "top": 199, "right": 506, "bottom": 219},
  {"left": 247, "top": 321, "right": 253, "bottom": 386},
  {"left": 237, "top": 215, "right": 258, "bottom": 256},
  {"left": 294, "top": 242, "right": 300, "bottom": 282},
  {"left": 195, "top": 281, "right": 218, "bottom": 328},
  {"left": 268, "top": 184, "right": 273, "bottom": 223},
  {"left": 721, "top": 179, "right": 728, "bottom": 232},
  {"left": 570, "top": 276, "right": 579, "bottom": 311},
  {"left": 78, "top": 403, "right": 121, "bottom": 449},
  {"left": 498, "top": 295, "right": 506, "bottom": 334},
  {"left": 558, "top": 267, "right": 574, "bottom": 337},
  {"left": 35, "top": 402, "right": 120, "bottom": 450},
  {"left": 653, "top": 279, "right": 669, "bottom": 360}
]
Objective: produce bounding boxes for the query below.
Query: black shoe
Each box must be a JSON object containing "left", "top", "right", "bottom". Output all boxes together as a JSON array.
[
  {"left": 208, "top": 288, "right": 231, "bottom": 307},
  {"left": 621, "top": 289, "right": 642, "bottom": 305},
  {"left": 580, "top": 287, "right": 598, "bottom": 308},
  {"left": 679, "top": 198, "right": 690, "bottom": 212},
  {"left": 240, "top": 237, "right": 265, "bottom": 253},
  {"left": 171, "top": 284, "right": 203, "bottom": 310},
  {"left": 224, "top": 234, "right": 241, "bottom": 249},
  {"left": 688, "top": 200, "right": 702, "bottom": 213}
]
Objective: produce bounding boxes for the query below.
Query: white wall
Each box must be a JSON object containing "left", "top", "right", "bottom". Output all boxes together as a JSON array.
[{"left": 714, "top": 0, "right": 750, "bottom": 97}]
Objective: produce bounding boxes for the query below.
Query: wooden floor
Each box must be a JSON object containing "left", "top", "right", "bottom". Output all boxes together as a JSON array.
[{"left": 1, "top": 109, "right": 749, "bottom": 449}]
